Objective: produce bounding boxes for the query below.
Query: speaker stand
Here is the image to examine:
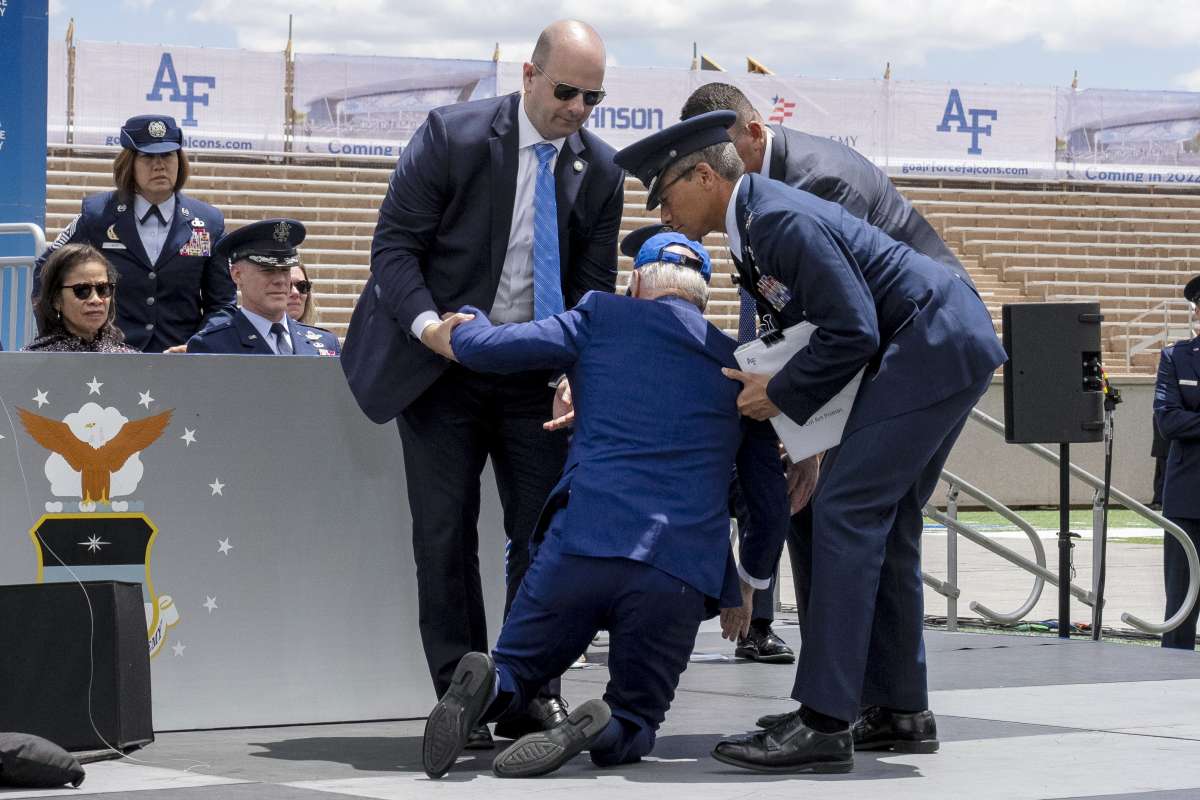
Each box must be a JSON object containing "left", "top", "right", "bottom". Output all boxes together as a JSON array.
[{"left": 1058, "top": 442, "right": 1072, "bottom": 639}]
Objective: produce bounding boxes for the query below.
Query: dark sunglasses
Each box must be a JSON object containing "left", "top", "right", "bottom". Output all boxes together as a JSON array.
[
  {"left": 533, "top": 63, "right": 606, "bottom": 106},
  {"left": 291, "top": 280, "right": 312, "bottom": 294},
  {"left": 62, "top": 281, "right": 114, "bottom": 300}
]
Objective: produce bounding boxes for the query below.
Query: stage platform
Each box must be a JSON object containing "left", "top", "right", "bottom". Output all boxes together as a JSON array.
[{"left": 6, "top": 621, "right": 1198, "bottom": 800}]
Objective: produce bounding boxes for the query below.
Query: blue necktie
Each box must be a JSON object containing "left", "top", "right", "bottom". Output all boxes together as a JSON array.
[
  {"left": 737, "top": 288, "right": 758, "bottom": 344},
  {"left": 532, "top": 142, "right": 564, "bottom": 320}
]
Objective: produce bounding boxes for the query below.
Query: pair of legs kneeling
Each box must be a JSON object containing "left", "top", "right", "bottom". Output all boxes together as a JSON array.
[{"left": 423, "top": 532, "right": 707, "bottom": 779}]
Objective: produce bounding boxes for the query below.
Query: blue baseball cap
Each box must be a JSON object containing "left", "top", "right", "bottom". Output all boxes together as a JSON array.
[
  {"left": 633, "top": 231, "right": 712, "bottom": 283},
  {"left": 614, "top": 110, "right": 737, "bottom": 210},
  {"left": 119, "top": 115, "right": 183, "bottom": 154}
]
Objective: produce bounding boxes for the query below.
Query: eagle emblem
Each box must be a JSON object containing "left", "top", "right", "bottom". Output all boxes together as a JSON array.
[
  {"left": 273, "top": 221, "right": 291, "bottom": 243},
  {"left": 18, "top": 406, "right": 173, "bottom": 503}
]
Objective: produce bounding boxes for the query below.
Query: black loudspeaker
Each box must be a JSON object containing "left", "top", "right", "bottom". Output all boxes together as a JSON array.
[
  {"left": 1002, "top": 302, "right": 1105, "bottom": 444},
  {"left": 0, "top": 581, "right": 153, "bottom": 752}
]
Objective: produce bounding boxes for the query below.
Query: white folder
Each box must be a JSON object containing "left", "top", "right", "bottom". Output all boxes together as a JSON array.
[{"left": 734, "top": 321, "right": 865, "bottom": 462}]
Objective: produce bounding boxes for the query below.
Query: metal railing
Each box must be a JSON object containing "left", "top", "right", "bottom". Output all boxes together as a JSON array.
[
  {"left": 0, "top": 223, "right": 45, "bottom": 351},
  {"left": 923, "top": 407, "right": 1200, "bottom": 636},
  {"left": 1123, "top": 299, "right": 1195, "bottom": 369}
]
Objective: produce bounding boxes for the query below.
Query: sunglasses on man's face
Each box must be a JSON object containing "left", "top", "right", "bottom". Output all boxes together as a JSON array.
[
  {"left": 62, "top": 281, "right": 114, "bottom": 300},
  {"left": 291, "top": 280, "right": 312, "bottom": 295},
  {"left": 533, "top": 63, "right": 606, "bottom": 106}
]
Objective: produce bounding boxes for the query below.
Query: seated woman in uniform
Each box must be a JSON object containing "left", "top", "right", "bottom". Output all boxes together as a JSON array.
[
  {"left": 33, "top": 115, "right": 235, "bottom": 353},
  {"left": 24, "top": 244, "right": 137, "bottom": 353}
]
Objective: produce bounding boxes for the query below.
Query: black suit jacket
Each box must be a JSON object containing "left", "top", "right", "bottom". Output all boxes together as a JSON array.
[
  {"left": 768, "top": 125, "right": 973, "bottom": 288},
  {"left": 341, "top": 92, "right": 625, "bottom": 423}
]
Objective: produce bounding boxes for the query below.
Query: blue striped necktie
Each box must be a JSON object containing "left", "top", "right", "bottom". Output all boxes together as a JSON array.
[
  {"left": 532, "top": 142, "right": 564, "bottom": 320},
  {"left": 737, "top": 288, "right": 758, "bottom": 344}
]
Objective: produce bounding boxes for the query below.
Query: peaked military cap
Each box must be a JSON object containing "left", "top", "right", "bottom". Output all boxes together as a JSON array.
[
  {"left": 613, "top": 110, "right": 737, "bottom": 211},
  {"left": 1185, "top": 275, "right": 1200, "bottom": 304},
  {"left": 214, "top": 218, "right": 307, "bottom": 269},
  {"left": 120, "top": 115, "right": 183, "bottom": 154}
]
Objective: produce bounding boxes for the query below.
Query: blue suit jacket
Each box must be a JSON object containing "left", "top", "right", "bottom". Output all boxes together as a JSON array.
[
  {"left": 35, "top": 190, "right": 236, "bottom": 352},
  {"left": 186, "top": 308, "right": 341, "bottom": 356},
  {"left": 1154, "top": 336, "right": 1200, "bottom": 520},
  {"left": 731, "top": 174, "right": 1006, "bottom": 433},
  {"left": 768, "top": 125, "right": 971, "bottom": 286},
  {"left": 451, "top": 291, "right": 788, "bottom": 604},
  {"left": 341, "top": 92, "right": 626, "bottom": 423}
]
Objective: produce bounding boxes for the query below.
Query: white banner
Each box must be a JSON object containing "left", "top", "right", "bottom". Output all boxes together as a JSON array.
[
  {"left": 293, "top": 54, "right": 496, "bottom": 159},
  {"left": 46, "top": 39, "right": 67, "bottom": 145},
  {"left": 71, "top": 41, "right": 285, "bottom": 151}
]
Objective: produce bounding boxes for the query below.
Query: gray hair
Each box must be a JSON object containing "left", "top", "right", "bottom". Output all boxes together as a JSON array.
[
  {"left": 663, "top": 141, "right": 744, "bottom": 186},
  {"left": 636, "top": 262, "right": 709, "bottom": 311}
]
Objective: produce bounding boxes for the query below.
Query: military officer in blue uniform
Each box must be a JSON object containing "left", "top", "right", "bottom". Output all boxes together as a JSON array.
[
  {"left": 187, "top": 219, "right": 340, "bottom": 356},
  {"left": 416, "top": 231, "right": 788, "bottom": 780},
  {"left": 613, "top": 112, "right": 1007, "bottom": 773},
  {"left": 34, "top": 115, "right": 236, "bottom": 352},
  {"left": 1153, "top": 275, "right": 1200, "bottom": 650}
]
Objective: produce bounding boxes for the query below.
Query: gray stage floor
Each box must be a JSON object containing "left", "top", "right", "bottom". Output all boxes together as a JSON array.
[{"left": 6, "top": 622, "right": 1199, "bottom": 800}]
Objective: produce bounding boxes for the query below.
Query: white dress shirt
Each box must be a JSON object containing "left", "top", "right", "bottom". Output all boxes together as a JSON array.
[
  {"left": 760, "top": 126, "right": 775, "bottom": 178},
  {"left": 410, "top": 99, "right": 566, "bottom": 338},
  {"left": 724, "top": 175, "right": 747, "bottom": 262},
  {"left": 240, "top": 307, "right": 291, "bottom": 354},
  {"left": 133, "top": 193, "right": 176, "bottom": 265}
]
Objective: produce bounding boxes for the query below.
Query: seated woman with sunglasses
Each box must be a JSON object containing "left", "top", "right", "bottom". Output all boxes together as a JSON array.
[{"left": 24, "top": 244, "right": 137, "bottom": 353}]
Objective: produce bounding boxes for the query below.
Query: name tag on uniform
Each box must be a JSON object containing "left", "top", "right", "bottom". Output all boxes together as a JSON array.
[
  {"left": 1181, "top": 379, "right": 1198, "bottom": 386},
  {"left": 101, "top": 242, "right": 127, "bottom": 250},
  {"left": 179, "top": 229, "right": 212, "bottom": 257}
]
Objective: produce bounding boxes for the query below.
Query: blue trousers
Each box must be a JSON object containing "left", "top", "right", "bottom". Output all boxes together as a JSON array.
[
  {"left": 486, "top": 529, "right": 707, "bottom": 765},
  {"left": 1163, "top": 517, "right": 1200, "bottom": 650},
  {"left": 793, "top": 374, "right": 990, "bottom": 722}
]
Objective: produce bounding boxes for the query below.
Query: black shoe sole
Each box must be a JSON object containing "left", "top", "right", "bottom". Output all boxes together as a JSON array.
[
  {"left": 711, "top": 748, "right": 853, "bottom": 774},
  {"left": 493, "top": 699, "right": 612, "bottom": 778},
  {"left": 856, "top": 738, "right": 939, "bottom": 754},
  {"left": 422, "top": 652, "right": 495, "bottom": 779}
]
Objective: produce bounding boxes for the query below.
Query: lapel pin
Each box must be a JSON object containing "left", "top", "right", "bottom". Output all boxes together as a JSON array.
[
  {"left": 106, "top": 225, "right": 119, "bottom": 241},
  {"left": 573, "top": 160, "right": 584, "bottom": 173},
  {"left": 116, "top": 204, "right": 127, "bottom": 213},
  {"left": 248, "top": 334, "right": 258, "bottom": 340},
  {"left": 180, "top": 207, "right": 191, "bottom": 217}
]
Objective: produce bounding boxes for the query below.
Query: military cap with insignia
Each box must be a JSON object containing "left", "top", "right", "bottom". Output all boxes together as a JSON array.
[
  {"left": 613, "top": 110, "right": 737, "bottom": 210},
  {"left": 622, "top": 225, "right": 712, "bottom": 283},
  {"left": 120, "top": 114, "right": 184, "bottom": 154},
  {"left": 1185, "top": 274, "right": 1200, "bottom": 305},
  {"left": 214, "top": 218, "right": 307, "bottom": 269}
]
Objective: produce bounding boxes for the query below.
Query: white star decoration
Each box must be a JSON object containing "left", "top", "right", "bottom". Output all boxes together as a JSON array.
[
  {"left": 171, "top": 641, "right": 186, "bottom": 657},
  {"left": 203, "top": 596, "right": 218, "bottom": 613},
  {"left": 79, "top": 535, "right": 109, "bottom": 553},
  {"left": 209, "top": 478, "right": 225, "bottom": 496},
  {"left": 180, "top": 428, "right": 197, "bottom": 446},
  {"left": 33, "top": 389, "right": 49, "bottom": 408},
  {"left": 217, "top": 538, "right": 233, "bottom": 555},
  {"left": 86, "top": 376, "right": 103, "bottom": 395},
  {"left": 138, "top": 390, "right": 155, "bottom": 409}
]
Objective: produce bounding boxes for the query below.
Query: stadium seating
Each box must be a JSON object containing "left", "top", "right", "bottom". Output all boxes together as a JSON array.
[{"left": 44, "top": 147, "right": 1200, "bottom": 374}]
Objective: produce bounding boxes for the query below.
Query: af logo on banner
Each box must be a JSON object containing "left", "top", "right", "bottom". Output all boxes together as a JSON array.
[
  {"left": 145, "top": 52, "right": 216, "bottom": 127},
  {"left": 936, "top": 88, "right": 998, "bottom": 155}
]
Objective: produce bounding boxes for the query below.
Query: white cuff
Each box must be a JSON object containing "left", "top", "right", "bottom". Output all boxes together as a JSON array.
[
  {"left": 411, "top": 311, "right": 441, "bottom": 340},
  {"left": 737, "top": 561, "right": 771, "bottom": 591}
]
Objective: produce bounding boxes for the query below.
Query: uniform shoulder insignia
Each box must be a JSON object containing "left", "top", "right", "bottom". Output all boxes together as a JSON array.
[
  {"left": 47, "top": 215, "right": 81, "bottom": 251},
  {"left": 197, "top": 318, "right": 235, "bottom": 336}
]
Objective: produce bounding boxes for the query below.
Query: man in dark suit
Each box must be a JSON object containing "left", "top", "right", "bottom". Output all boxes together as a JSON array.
[
  {"left": 339, "top": 20, "right": 624, "bottom": 747},
  {"left": 1153, "top": 275, "right": 1200, "bottom": 650},
  {"left": 680, "top": 82, "right": 975, "bottom": 668},
  {"left": 187, "top": 219, "right": 340, "bottom": 356},
  {"left": 419, "top": 232, "right": 788, "bottom": 779},
  {"left": 615, "top": 112, "right": 1007, "bottom": 773}
]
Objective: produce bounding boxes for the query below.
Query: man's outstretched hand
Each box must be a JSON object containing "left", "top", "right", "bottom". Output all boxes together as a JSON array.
[{"left": 722, "top": 368, "right": 781, "bottom": 420}]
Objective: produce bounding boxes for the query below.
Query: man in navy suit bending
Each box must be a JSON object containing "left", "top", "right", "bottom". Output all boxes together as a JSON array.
[
  {"left": 340, "top": 20, "right": 624, "bottom": 747},
  {"left": 418, "top": 232, "right": 788, "bottom": 780}
]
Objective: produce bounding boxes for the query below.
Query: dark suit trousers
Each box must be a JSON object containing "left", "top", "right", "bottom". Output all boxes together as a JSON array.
[
  {"left": 397, "top": 364, "right": 568, "bottom": 696},
  {"left": 1162, "top": 517, "right": 1200, "bottom": 650},
  {"left": 793, "top": 374, "right": 988, "bottom": 722},
  {"left": 729, "top": 481, "right": 810, "bottom": 625}
]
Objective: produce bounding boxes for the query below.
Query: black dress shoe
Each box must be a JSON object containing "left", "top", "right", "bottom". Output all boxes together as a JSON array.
[
  {"left": 494, "top": 695, "right": 570, "bottom": 740},
  {"left": 493, "top": 699, "right": 612, "bottom": 778},
  {"left": 754, "top": 707, "right": 800, "bottom": 730},
  {"left": 712, "top": 714, "right": 853, "bottom": 774},
  {"left": 464, "top": 724, "right": 495, "bottom": 750},
  {"left": 853, "top": 706, "right": 939, "bottom": 753},
  {"left": 734, "top": 625, "right": 796, "bottom": 664},
  {"left": 422, "top": 652, "right": 496, "bottom": 779}
]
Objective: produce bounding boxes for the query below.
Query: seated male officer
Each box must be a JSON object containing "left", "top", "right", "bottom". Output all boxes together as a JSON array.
[
  {"left": 415, "top": 231, "right": 787, "bottom": 779},
  {"left": 614, "top": 112, "right": 1006, "bottom": 773},
  {"left": 187, "top": 218, "right": 340, "bottom": 355}
]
